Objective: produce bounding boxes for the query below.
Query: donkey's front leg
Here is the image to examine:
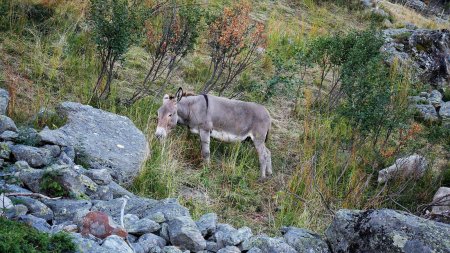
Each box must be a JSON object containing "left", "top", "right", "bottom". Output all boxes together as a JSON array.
[{"left": 200, "top": 129, "right": 211, "bottom": 163}]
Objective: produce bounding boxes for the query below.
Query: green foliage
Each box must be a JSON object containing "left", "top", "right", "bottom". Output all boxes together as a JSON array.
[
  {"left": 0, "top": 217, "right": 76, "bottom": 253},
  {"left": 40, "top": 171, "right": 68, "bottom": 198}
]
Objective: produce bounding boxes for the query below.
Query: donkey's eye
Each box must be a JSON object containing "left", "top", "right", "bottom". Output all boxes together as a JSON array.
[{"left": 168, "top": 114, "right": 172, "bottom": 117}]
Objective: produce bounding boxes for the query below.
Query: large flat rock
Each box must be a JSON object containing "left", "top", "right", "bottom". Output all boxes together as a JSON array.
[{"left": 39, "top": 102, "right": 149, "bottom": 185}]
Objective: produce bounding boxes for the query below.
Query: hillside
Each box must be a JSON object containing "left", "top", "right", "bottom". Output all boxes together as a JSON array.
[{"left": 1, "top": 0, "right": 449, "bottom": 242}]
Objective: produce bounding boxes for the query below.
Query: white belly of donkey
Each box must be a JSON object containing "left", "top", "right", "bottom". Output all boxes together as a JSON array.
[{"left": 190, "top": 128, "right": 250, "bottom": 142}]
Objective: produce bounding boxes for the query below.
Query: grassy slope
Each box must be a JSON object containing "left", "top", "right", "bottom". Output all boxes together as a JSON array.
[{"left": 1, "top": 0, "right": 449, "bottom": 235}]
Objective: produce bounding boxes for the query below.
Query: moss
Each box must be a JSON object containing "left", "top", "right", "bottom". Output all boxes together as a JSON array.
[
  {"left": 0, "top": 217, "right": 76, "bottom": 253},
  {"left": 39, "top": 171, "right": 68, "bottom": 198}
]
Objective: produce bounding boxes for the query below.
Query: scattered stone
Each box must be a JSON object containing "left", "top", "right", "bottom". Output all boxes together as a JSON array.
[
  {"left": 18, "top": 214, "right": 51, "bottom": 233},
  {"left": 162, "top": 246, "right": 184, "bottom": 253},
  {"left": 92, "top": 197, "right": 158, "bottom": 222},
  {"left": 5, "top": 204, "right": 28, "bottom": 219},
  {"left": 247, "top": 247, "right": 262, "bottom": 253},
  {"left": 167, "top": 216, "right": 206, "bottom": 252},
  {"left": 126, "top": 217, "right": 161, "bottom": 235},
  {"left": 88, "top": 185, "right": 113, "bottom": 201},
  {"left": 281, "top": 226, "right": 330, "bottom": 253},
  {"left": 84, "top": 169, "right": 113, "bottom": 185},
  {"left": 102, "top": 235, "right": 134, "bottom": 253},
  {"left": 18, "top": 167, "right": 45, "bottom": 193},
  {"left": 42, "top": 199, "right": 92, "bottom": 224},
  {"left": 217, "top": 246, "right": 241, "bottom": 253},
  {"left": 414, "top": 104, "right": 439, "bottom": 122},
  {"left": 241, "top": 235, "right": 297, "bottom": 253},
  {"left": 11, "top": 144, "right": 52, "bottom": 167},
  {"left": 138, "top": 233, "right": 167, "bottom": 248},
  {"left": 108, "top": 181, "right": 135, "bottom": 199},
  {"left": 378, "top": 154, "right": 428, "bottom": 183},
  {"left": 196, "top": 213, "right": 218, "bottom": 237},
  {"left": 39, "top": 102, "right": 149, "bottom": 185},
  {"left": 81, "top": 211, "right": 128, "bottom": 239},
  {"left": 428, "top": 90, "right": 443, "bottom": 107},
  {"left": 42, "top": 144, "right": 61, "bottom": 157},
  {"left": 0, "top": 130, "right": 18, "bottom": 141},
  {"left": 160, "top": 222, "right": 170, "bottom": 242},
  {"left": 16, "top": 127, "right": 41, "bottom": 146},
  {"left": 0, "top": 115, "right": 17, "bottom": 133},
  {"left": 71, "top": 233, "right": 109, "bottom": 253},
  {"left": 432, "top": 187, "right": 450, "bottom": 215},
  {"left": 440, "top": 101, "right": 450, "bottom": 127},
  {"left": 12, "top": 196, "right": 53, "bottom": 221},
  {"left": 206, "top": 241, "right": 220, "bottom": 252},
  {"left": 0, "top": 193, "right": 13, "bottom": 209},
  {"left": 325, "top": 209, "right": 450, "bottom": 253},
  {"left": 0, "top": 182, "right": 32, "bottom": 193},
  {"left": 0, "top": 89, "right": 9, "bottom": 115},
  {"left": 143, "top": 198, "right": 190, "bottom": 222},
  {"left": 147, "top": 211, "right": 166, "bottom": 223}
]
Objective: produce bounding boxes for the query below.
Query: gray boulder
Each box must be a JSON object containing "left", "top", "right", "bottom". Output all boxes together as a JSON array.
[
  {"left": 39, "top": 102, "right": 149, "bottom": 185},
  {"left": 432, "top": 187, "right": 450, "bottom": 215},
  {"left": 440, "top": 101, "right": 450, "bottom": 127},
  {"left": 206, "top": 241, "right": 220, "bottom": 252},
  {"left": 0, "top": 142, "right": 11, "bottom": 159},
  {"left": 0, "top": 88, "right": 9, "bottom": 115},
  {"left": 282, "top": 226, "right": 330, "bottom": 253},
  {"left": 102, "top": 235, "right": 134, "bottom": 253},
  {"left": 18, "top": 214, "right": 51, "bottom": 233},
  {"left": 196, "top": 213, "right": 218, "bottom": 237},
  {"left": 325, "top": 209, "right": 450, "bottom": 253},
  {"left": 108, "top": 181, "right": 135, "bottom": 198},
  {"left": 5, "top": 204, "right": 28, "bottom": 219},
  {"left": 11, "top": 145, "right": 52, "bottom": 167},
  {"left": 42, "top": 144, "right": 61, "bottom": 157},
  {"left": 88, "top": 185, "right": 113, "bottom": 200},
  {"left": 71, "top": 233, "right": 109, "bottom": 253},
  {"left": 84, "top": 168, "right": 113, "bottom": 185},
  {"left": 92, "top": 197, "right": 158, "bottom": 222},
  {"left": 143, "top": 198, "right": 190, "bottom": 221},
  {"left": 428, "top": 90, "right": 443, "bottom": 107},
  {"left": 167, "top": 216, "right": 206, "bottom": 252},
  {"left": 0, "top": 115, "right": 17, "bottom": 133},
  {"left": 378, "top": 154, "right": 428, "bottom": 183},
  {"left": 414, "top": 104, "right": 439, "bottom": 122},
  {"left": 18, "top": 167, "right": 45, "bottom": 193},
  {"left": 241, "top": 235, "right": 297, "bottom": 253},
  {"left": 126, "top": 217, "right": 161, "bottom": 235},
  {"left": 0, "top": 130, "right": 18, "bottom": 141},
  {"left": 217, "top": 246, "right": 241, "bottom": 253},
  {"left": 162, "top": 246, "right": 184, "bottom": 253},
  {"left": 42, "top": 199, "right": 92, "bottom": 224},
  {"left": 215, "top": 224, "right": 253, "bottom": 247},
  {"left": 12, "top": 196, "right": 54, "bottom": 221}
]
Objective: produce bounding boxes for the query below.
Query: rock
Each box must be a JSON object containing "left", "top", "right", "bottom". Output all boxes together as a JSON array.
[
  {"left": 0, "top": 115, "right": 17, "bottom": 133},
  {"left": 132, "top": 242, "right": 161, "bottom": 253},
  {"left": 382, "top": 29, "right": 450, "bottom": 90},
  {"left": 92, "top": 197, "right": 158, "bottom": 222},
  {"left": 360, "top": 0, "right": 374, "bottom": 8},
  {"left": 16, "top": 127, "right": 41, "bottom": 146},
  {"left": 440, "top": 101, "right": 450, "bottom": 127},
  {"left": 0, "top": 88, "right": 9, "bottom": 115},
  {"left": 81, "top": 211, "right": 128, "bottom": 239},
  {"left": 18, "top": 214, "right": 51, "bottom": 233},
  {"left": 162, "top": 246, "right": 184, "bottom": 253},
  {"left": 143, "top": 198, "right": 190, "bottom": 222},
  {"left": 138, "top": 233, "right": 167, "bottom": 248},
  {"left": 0, "top": 142, "right": 11, "bottom": 159},
  {"left": 432, "top": 187, "right": 450, "bottom": 215},
  {"left": 88, "top": 185, "right": 113, "bottom": 200},
  {"left": 102, "top": 235, "right": 134, "bottom": 253},
  {"left": 196, "top": 213, "right": 218, "bottom": 237},
  {"left": 11, "top": 144, "right": 52, "bottom": 167},
  {"left": 108, "top": 181, "right": 135, "bottom": 199},
  {"left": 217, "top": 246, "right": 240, "bottom": 253},
  {"left": 371, "top": 7, "right": 389, "bottom": 19},
  {"left": 241, "top": 235, "right": 297, "bottom": 253},
  {"left": 378, "top": 154, "right": 428, "bottom": 183},
  {"left": 414, "top": 104, "right": 439, "bottom": 122},
  {"left": 42, "top": 144, "right": 61, "bottom": 157},
  {"left": 247, "top": 248, "right": 262, "bottom": 253},
  {"left": 428, "top": 90, "right": 443, "bottom": 107},
  {"left": 160, "top": 223, "right": 170, "bottom": 242},
  {"left": 18, "top": 167, "right": 45, "bottom": 193},
  {"left": 206, "top": 241, "right": 220, "bottom": 252},
  {"left": 0, "top": 193, "right": 13, "bottom": 209},
  {"left": 126, "top": 217, "right": 161, "bottom": 235},
  {"left": 0, "top": 183, "right": 32, "bottom": 193},
  {"left": 42, "top": 199, "right": 92, "bottom": 224},
  {"left": 405, "top": 0, "right": 427, "bottom": 12},
  {"left": 12, "top": 196, "right": 53, "bottom": 221},
  {"left": 214, "top": 224, "right": 252, "bottom": 247},
  {"left": 281, "top": 226, "right": 330, "bottom": 253},
  {"left": 167, "top": 216, "right": 206, "bottom": 252},
  {"left": 84, "top": 169, "right": 113, "bottom": 185},
  {"left": 325, "top": 209, "right": 450, "bottom": 253},
  {"left": 71, "top": 233, "right": 109, "bottom": 253},
  {"left": 38, "top": 102, "right": 149, "bottom": 185},
  {"left": 147, "top": 211, "right": 166, "bottom": 223},
  {"left": 5, "top": 204, "right": 28, "bottom": 219},
  {"left": 0, "top": 130, "right": 18, "bottom": 141}
]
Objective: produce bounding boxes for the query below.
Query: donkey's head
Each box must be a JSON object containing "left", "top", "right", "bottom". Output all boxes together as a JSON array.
[{"left": 155, "top": 87, "right": 183, "bottom": 139}]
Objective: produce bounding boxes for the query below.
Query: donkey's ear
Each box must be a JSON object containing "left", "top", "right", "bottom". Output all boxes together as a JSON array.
[{"left": 175, "top": 87, "right": 183, "bottom": 102}]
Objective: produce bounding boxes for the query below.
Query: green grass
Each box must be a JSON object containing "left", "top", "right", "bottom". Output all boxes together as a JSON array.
[{"left": 0, "top": 217, "right": 76, "bottom": 253}]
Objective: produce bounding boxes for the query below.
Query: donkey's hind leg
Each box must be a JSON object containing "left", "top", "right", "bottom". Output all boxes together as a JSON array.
[
  {"left": 200, "top": 129, "right": 211, "bottom": 164},
  {"left": 254, "top": 140, "right": 268, "bottom": 179},
  {"left": 265, "top": 147, "right": 272, "bottom": 176}
]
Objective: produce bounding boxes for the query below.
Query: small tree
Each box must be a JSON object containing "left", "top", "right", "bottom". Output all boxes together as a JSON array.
[
  {"left": 125, "top": 0, "right": 202, "bottom": 104},
  {"left": 201, "top": 3, "right": 266, "bottom": 95},
  {"left": 89, "top": 0, "right": 134, "bottom": 100}
]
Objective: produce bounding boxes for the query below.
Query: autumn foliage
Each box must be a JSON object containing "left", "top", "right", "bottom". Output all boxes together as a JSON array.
[{"left": 202, "top": 3, "right": 266, "bottom": 95}]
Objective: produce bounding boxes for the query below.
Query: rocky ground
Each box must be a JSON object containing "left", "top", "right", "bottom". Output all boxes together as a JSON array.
[{"left": 0, "top": 89, "right": 449, "bottom": 253}]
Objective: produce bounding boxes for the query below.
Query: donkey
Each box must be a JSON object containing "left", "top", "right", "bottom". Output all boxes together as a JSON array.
[{"left": 155, "top": 88, "right": 273, "bottom": 179}]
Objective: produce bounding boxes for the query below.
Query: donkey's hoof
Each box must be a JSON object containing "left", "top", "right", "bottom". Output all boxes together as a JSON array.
[{"left": 257, "top": 177, "right": 268, "bottom": 183}]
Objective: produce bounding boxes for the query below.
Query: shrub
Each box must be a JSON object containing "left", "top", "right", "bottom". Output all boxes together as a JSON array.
[
  {"left": 40, "top": 171, "right": 68, "bottom": 197},
  {"left": 0, "top": 217, "right": 76, "bottom": 253},
  {"left": 201, "top": 2, "right": 266, "bottom": 95},
  {"left": 126, "top": 0, "right": 203, "bottom": 104},
  {"left": 88, "top": 0, "right": 136, "bottom": 99}
]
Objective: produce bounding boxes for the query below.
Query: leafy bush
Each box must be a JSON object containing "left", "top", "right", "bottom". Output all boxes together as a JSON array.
[
  {"left": 88, "top": 0, "right": 136, "bottom": 99},
  {"left": 0, "top": 217, "right": 76, "bottom": 253},
  {"left": 40, "top": 171, "right": 68, "bottom": 197}
]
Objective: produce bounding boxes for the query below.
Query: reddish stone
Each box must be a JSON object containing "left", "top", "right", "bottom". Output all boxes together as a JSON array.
[{"left": 81, "top": 211, "right": 127, "bottom": 239}]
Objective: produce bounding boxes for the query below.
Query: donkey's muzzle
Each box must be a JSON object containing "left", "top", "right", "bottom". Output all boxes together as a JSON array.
[{"left": 155, "top": 127, "right": 167, "bottom": 139}]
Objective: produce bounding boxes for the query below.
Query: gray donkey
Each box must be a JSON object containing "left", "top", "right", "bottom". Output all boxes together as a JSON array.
[{"left": 155, "top": 88, "right": 272, "bottom": 179}]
